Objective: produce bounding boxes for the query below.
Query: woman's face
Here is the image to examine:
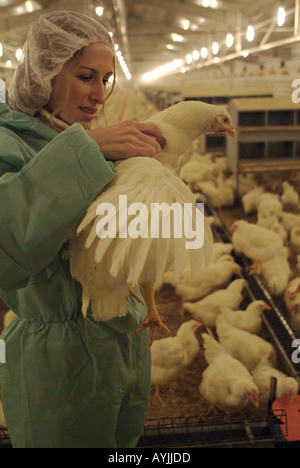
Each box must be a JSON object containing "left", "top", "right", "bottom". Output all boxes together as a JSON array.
[{"left": 45, "top": 42, "right": 114, "bottom": 130}]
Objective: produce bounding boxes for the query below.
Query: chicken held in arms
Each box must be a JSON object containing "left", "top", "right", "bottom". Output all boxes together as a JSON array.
[{"left": 66, "top": 101, "right": 236, "bottom": 346}]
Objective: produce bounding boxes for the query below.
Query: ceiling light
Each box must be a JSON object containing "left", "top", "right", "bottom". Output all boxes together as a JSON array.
[
  {"left": 6, "top": 60, "right": 12, "bottom": 67},
  {"left": 226, "top": 33, "right": 234, "bottom": 47},
  {"left": 242, "top": 51, "right": 249, "bottom": 57},
  {"left": 15, "top": 48, "right": 22, "bottom": 60},
  {"left": 278, "top": 7, "right": 285, "bottom": 27},
  {"left": 246, "top": 25, "right": 254, "bottom": 42},
  {"left": 171, "top": 33, "right": 184, "bottom": 42},
  {"left": 25, "top": 1, "right": 33, "bottom": 12},
  {"left": 95, "top": 6, "right": 104, "bottom": 16},
  {"left": 186, "top": 53, "right": 193, "bottom": 64},
  {"left": 181, "top": 19, "right": 190, "bottom": 30},
  {"left": 201, "top": 47, "right": 208, "bottom": 58},
  {"left": 114, "top": 44, "right": 119, "bottom": 51},
  {"left": 192, "top": 50, "right": 200, "bottom": 60},
  {"left": 142, "top": 60, "right": 182, "bottom": 82},
  {"left": 181, "top": 67, "right": 186, "bottom": 73},
  {"left": 212, "top": 41, "right": 219, "bottom": 54}
]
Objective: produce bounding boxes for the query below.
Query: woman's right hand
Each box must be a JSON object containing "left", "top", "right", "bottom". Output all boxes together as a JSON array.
[{"left": 87, "top": 120, "right": 166, "bottom": 161}]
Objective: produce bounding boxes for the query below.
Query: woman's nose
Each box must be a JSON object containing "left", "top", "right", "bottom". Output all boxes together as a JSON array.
[{"left": 90, "top": 82, "right": 106, "bottom": 104}]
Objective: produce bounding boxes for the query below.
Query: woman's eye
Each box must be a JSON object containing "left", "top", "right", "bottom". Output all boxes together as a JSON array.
[{"left": 78, "top": 75, "right": 93, "bottom": 81}]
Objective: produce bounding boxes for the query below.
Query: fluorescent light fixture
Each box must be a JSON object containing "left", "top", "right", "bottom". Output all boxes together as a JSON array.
[
  {"left": 226, "top": 33, "right": 234, "bottom": 47},
  {"left": 142, "top": 60, "right": 183, "bottom": 82},
  {"left": 201, "top": 47, "right": 208, "bottom": 58},
  {"left": 15, "top": 48, "right": 22, "bottom": 60},
  {"left": 192, "top": 50, "right": 200, "bottom": 60},
  {"left": 181, "top": 19, "right": 190, "bottom": 30},
  {"left": 95, "top": 6, "right": 104, "bottom": 16},
  {"left": 212, "top": 41, "right": 219, "bottom": 54},
  {"left": 186, "top": 53, "right": 193, "bottom": 64},
  {"left": 246, "top": 25, "right": 254, "bottom": 42},
  {"left": 171, "top": 33, "right": 184, "bottom": 42},
  {"left": 25, "top": 0, "right": 33, "bottom": 12},
  {"left": 278, "top": 7, "right": 285, "bottom": 26}
]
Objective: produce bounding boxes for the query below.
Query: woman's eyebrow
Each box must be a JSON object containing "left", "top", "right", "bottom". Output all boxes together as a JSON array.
[
  {"left": 78, "top": 66, "right": 113, "bottom": 77},
  {"left": 78, "top": 66, "right": 99, "bottom": 73}
]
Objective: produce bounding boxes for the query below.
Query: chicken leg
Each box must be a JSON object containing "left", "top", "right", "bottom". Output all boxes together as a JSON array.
[
  {"left": 134, "top": 282, "right": 172, "bottom": 346},
  {"left": 248, "top": 262, "right": 262, "bottom": 276}
]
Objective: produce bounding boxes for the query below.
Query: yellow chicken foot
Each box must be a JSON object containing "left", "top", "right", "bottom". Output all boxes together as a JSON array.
[
  {"left": 178, "top": 299, "right": 185, "bottom": 319},
  {"left": 134, "top": 282, "right": 172, "bottom": 347},
  {"left": 129, "top": 287, "right": 144, "bottom": 304},
  {"left": 152, "top": 384, "right": 165, "bottom": 405},
  {"left": 247, "top": 262, "right": 262, "bottom": 276}
]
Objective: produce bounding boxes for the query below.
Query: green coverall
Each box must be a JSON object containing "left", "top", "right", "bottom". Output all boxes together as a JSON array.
[{"left": 0, "top": 102, "right": 151, "bottom": 448}]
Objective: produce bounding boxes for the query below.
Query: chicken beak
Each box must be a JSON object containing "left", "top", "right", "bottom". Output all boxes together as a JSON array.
[
  {"left": 247, "top": 390, "right": 259, "bottom": 408},
  {"left": 226, "top": 126, "right": 236, "bottom": 138}
]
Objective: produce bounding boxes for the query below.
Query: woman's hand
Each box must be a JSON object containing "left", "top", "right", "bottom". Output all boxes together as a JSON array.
[{"left": 87, "top": 120, "right": 166, "bottom": 161}]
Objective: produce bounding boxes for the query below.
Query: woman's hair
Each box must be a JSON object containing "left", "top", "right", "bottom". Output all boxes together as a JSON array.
[{"left": 8, "top": 10, "right": 115, "bottom": 115}]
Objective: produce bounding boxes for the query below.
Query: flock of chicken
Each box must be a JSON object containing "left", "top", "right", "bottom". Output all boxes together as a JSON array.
[{"left": 150, "top": 139, "right": 300, "bottom": 416}]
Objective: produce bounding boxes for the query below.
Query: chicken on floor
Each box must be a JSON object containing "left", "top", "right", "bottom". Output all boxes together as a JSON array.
[
  {"left": 252, "top": 355, "right": 299, "bottom": 408},
  {"left": 150, "top": 320, "right": 201, "bottom": 404},
  {"left": 230, "top": 219, "right": 283, "bottom": 276},
  {"left": 199, "top": 333, "right": 259, "bottom": 413}
]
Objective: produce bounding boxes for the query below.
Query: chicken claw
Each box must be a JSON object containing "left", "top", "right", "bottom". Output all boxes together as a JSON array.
[
  {"left": 129, "top": 287, "right": 144, "bottom": 304},
  {"left": 134, "top": 282, "right": 172, "bottom": 346},
  {"left": 247, "top": 262, "right": 262, "bottom": 276}
]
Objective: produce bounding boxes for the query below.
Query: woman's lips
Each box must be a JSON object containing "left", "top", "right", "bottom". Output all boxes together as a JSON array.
[{"left": 79, "top": 107, "right": 97, "bottom": 120}]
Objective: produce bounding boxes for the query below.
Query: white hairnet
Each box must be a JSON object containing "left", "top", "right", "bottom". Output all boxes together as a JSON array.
[{"left": 9, "top": 10, "right": 115, "bottom": 115}]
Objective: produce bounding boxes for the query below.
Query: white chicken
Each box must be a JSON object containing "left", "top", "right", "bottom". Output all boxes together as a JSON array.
[
  {"left": 183, "top": 278, "right": 247, "bottom": 328},
  {"left": 281, "top": 181, "right": 299, "bottom": 210},
  {"left": 290, "top": 226, "right": 300, "bottom": 253},
  {"left": 210, "top": 242, "right": 233, "bottom": 263},
  {"left": 174, "top": 258, "right": 241, "bottom": 303},
  {"left": 252, "top": 355, "right": 299, "bottom": 408},
  {"left": 261, "top": 247, "right": 291, "bottom": 296},
  {"left": 257, "top": 193, "right": 282, "bottom": 219},
  {"left": 150, "top": 320, "right": 201, "bottom": 403},
  {"left": 280, "top": 212, "right": 300, "bottom": 234},
  {"left": 179, "top": 158, "right": 215, "bottom": 185},
  {"left": 220, "top": 300, "right": 270, "bottom": 334},
  {"left": 256, "top": 215, "right": 287, "bottom": 243},
  {"left": 199, "top": 333, "right": 259, "bottom": 413},
  {"left": 216, "top": 315, "right": 277, "bottom": 372},
  {"left": 230, "top": 219, "right": 283, "bottom": 276},
  {"left": 241, "top": 186, "right": 265, "bottom": 215},
  {"left": 195, "top": 172, "right": 235, "bottom": 208},
  {"left": 66, "top": 101, "right": 235, "bottom": 345}
]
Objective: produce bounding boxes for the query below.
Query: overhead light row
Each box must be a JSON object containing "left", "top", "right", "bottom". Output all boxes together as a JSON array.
[{"left": 142, "top": 6, "right": 287, "bottom": 82}]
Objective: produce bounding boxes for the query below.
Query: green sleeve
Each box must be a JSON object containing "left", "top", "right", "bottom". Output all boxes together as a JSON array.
[{"left": 0, "top": 123, "right": 116, "bottom": 291}]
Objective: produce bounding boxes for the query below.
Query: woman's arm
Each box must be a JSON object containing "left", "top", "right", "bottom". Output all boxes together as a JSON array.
[{"left": 0, "top": 123, "right": 116, "bottom": 291}]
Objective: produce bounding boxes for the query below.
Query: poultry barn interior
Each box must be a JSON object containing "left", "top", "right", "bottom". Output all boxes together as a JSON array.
[{"left": 1, "top": 0, "right": 300, "bottom": 450}]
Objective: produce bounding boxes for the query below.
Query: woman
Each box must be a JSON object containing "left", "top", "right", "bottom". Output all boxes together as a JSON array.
[{"left": 0, "top": 10, "right": 165, "bottom": 448}]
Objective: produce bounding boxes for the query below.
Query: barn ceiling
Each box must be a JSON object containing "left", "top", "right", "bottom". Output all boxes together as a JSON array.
[{"left": 0, "top": 0, "right": 299, "bottom": 89}]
